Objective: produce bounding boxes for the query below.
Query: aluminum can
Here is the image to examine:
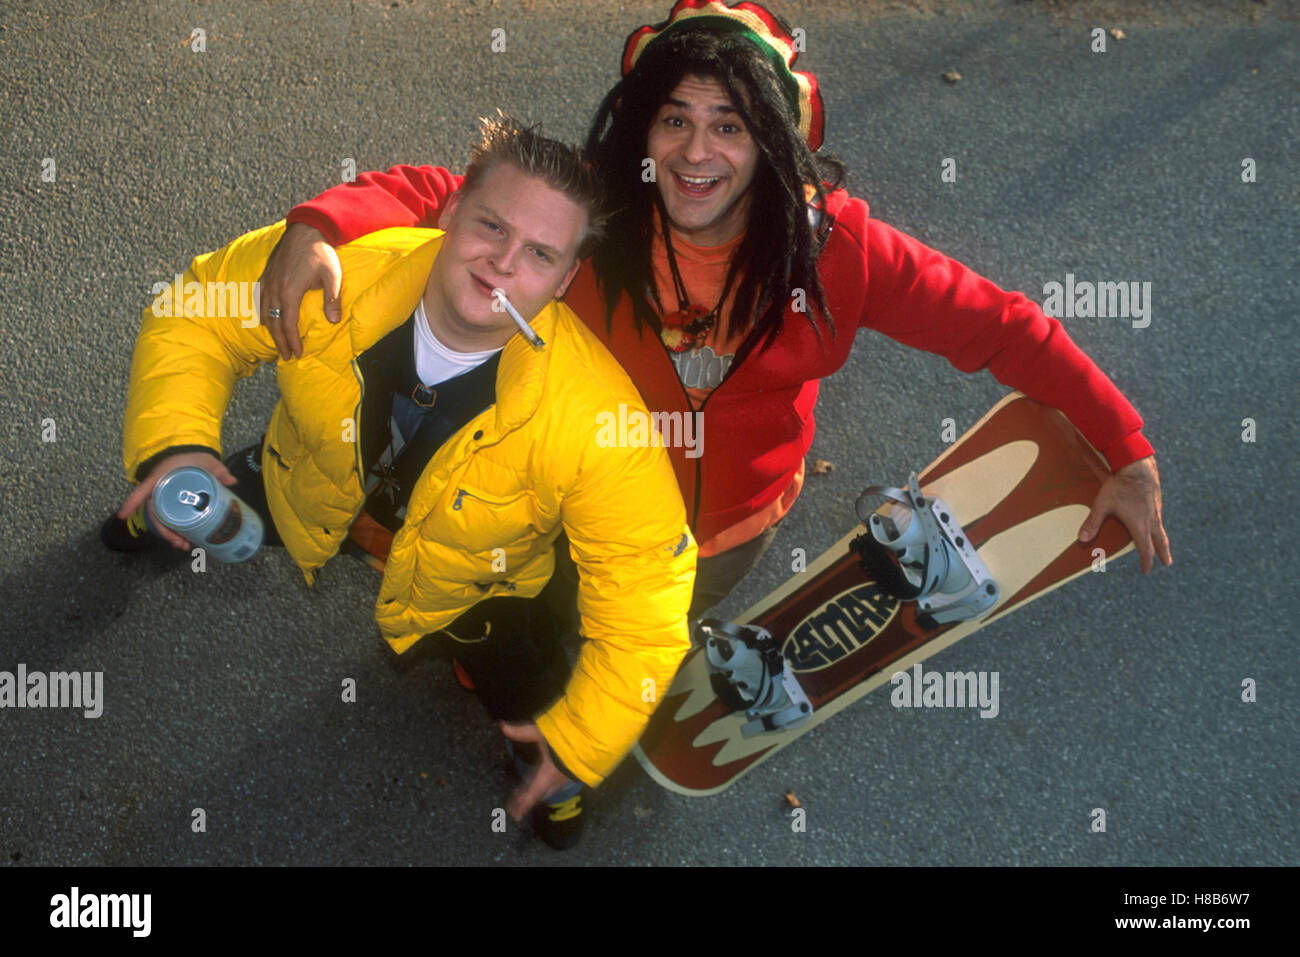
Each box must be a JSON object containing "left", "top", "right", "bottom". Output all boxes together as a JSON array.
[{"left": 150, "top": 466, "right": 263, "bottom": 563}]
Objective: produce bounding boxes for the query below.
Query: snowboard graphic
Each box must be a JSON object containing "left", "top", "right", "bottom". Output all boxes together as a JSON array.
[{"left": 634, "top": 393, "right": 1134, "bottom": 796}]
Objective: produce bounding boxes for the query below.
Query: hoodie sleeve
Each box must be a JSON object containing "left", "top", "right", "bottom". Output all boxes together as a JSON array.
[
  {"left": 286, "top": 165, "right": 465, "bottom": 246},
  {"left": 839, "top": 201, "right": 1153, "bottom": 471}
]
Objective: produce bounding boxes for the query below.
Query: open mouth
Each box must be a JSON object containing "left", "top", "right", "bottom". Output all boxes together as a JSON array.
[
  {"left": 470, "top": 273, "right": 495, "bottom": 297},
  {"left": 672, "top": 171, "right": 723, "bottom": 198}
]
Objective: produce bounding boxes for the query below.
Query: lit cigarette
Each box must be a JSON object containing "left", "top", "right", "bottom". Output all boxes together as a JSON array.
[{"left": 493, "top": 288, "right": 546, "bottom": 349}]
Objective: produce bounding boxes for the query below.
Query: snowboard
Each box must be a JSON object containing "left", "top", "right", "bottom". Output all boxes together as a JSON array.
[{"left": 633, "top": 392, "right": 1134, "bottom": 796}]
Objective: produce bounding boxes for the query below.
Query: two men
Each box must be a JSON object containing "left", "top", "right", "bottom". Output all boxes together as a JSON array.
[
  {"left": 262, "top": 0, "right": 1172, "bottom": 624},
  {"left": 107, "top": 117, "right": 696, "bottom": 849}
]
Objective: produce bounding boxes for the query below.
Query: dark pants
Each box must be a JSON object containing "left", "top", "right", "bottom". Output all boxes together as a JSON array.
[
  {"left": 687, "top": 524, "right": 781, "bottom": 618},
  {"left": 435, "top": 595, "right": 570, "bottom": 723},
  {"left": 436, "top": 595, "right": 582, "bottom": 798}
]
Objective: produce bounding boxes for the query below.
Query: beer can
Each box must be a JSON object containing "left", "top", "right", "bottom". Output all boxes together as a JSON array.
[{"left": 150, "top": 466, "right": 263, "bottom": 563}]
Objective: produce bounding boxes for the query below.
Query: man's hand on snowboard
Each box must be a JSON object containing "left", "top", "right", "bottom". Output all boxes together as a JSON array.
[{"left": 1078, "top": 455, "right": 1172, "bottom": 574}]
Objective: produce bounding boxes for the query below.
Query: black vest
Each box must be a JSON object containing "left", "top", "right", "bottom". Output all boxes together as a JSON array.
[{"left": 354, "top": 314, "right": 500, "bottom": 531}]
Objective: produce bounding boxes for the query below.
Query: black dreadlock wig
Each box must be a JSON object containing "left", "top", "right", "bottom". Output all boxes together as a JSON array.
[{"left": 585, "top": 26, "right": 845, "bottom": 367}]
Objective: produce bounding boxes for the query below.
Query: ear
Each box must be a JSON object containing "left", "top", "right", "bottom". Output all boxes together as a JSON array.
[
  {"left": 554, "top": 258, "right": 582, "bottom": 299},
  {"left": 440, "top": 189, "right": 463, "bottom": 232}
]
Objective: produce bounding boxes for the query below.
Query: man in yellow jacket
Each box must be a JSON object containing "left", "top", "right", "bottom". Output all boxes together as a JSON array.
[{"left": 105, "top": 116, "right": 697, "bottom": 850}]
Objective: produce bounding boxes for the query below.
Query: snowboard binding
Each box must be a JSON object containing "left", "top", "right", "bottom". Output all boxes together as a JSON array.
[
  {"left": 699, "top": 619, "right": 813, "bottom": 738},
  {"left": 852, "top": 472, "right": 999, "bottom": 629}
]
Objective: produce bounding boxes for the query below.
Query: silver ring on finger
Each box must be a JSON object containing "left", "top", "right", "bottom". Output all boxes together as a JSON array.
[{"left": 268, "top": 308, "right": 282, "bottom": 319}]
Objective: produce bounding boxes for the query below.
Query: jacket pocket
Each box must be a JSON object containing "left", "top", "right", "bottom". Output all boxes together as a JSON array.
[
  {"left": 437, "top": 485, "right": 539, "bottom": 551},
  {"left": 266, "top": 443, "right": 292, "bottom": 471},
  {"left": 451, "top": 487, "right": 522, "bottom": 511}
]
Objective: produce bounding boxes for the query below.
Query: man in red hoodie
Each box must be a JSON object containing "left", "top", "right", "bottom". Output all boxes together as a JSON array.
[{"left": 258, "top": 0, "right": 1171, "bottom": 615}]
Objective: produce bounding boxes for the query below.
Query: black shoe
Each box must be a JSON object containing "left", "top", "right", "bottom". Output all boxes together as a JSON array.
[
  {"left": 100, "top": 511, "right": 159, "bottom": 552},
  {"left": 532, "top": 790, "right": 585, "bottom": 851}
]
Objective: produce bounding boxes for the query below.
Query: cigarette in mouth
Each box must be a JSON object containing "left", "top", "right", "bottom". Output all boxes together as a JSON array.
[{"left": 493, "top": 288, "right": 546, "bottom": 349}]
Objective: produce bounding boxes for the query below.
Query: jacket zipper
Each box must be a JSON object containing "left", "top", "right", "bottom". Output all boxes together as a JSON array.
[
  {"left": 662, "top": 325, "right": 747, "bottom": 533},
  {"left": 452, "top": 487, "right": 522, "bottom": 510},
  {"left": 347, "top": 357, "right": 370, "bottom": 527}
]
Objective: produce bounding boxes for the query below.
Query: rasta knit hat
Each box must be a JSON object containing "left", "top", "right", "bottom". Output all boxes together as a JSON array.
[{"left": 621, "top": 0, "right": 825, "bottom": 151}]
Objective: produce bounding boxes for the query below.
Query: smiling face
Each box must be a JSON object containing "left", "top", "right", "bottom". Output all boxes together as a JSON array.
[
  {"left": 646, "top": 73, "right": 762, "bottom": 247},
  {"left": 423, "top": 161, "right": 586, "bottom": 352}
]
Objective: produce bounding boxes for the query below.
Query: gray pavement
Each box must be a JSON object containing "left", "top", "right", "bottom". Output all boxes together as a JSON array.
[{"left": 0, "top": 0, "right": 1296, "bottom": 866}]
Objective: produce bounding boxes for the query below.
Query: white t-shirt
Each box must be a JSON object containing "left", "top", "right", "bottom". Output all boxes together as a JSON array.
[
  {"left": 413, "top": 300, "right": 501, "bottom": 385},
  {"left": 363, "top": 303, "right": 503, "bottom": 517}
]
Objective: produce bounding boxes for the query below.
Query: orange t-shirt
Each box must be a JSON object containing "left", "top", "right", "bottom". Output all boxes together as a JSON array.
[{"left": 649, "top": 226, "right": 804, "bottom": 558}]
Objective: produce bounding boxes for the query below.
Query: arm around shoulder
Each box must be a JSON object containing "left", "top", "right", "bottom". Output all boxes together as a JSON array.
[{"left": 286, "top": 164, "right": 464, "bottom": 245}]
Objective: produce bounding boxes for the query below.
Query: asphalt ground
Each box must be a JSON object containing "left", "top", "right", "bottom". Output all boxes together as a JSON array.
[{"left": 0, "top": 0, "right": 1296, "bottom": 869}]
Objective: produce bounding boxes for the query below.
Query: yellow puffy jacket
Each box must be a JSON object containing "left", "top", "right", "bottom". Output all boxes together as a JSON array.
[{"left": 122, "top": 222, "right": 697, "bottom": 786}]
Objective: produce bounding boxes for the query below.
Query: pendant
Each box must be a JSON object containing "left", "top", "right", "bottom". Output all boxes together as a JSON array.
[{"left": 660, "top": 304, "right": 715, "bottom": 353}]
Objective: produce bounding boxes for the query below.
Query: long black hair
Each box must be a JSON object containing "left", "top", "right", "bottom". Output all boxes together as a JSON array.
[{"left": 585, "top": 26, "right": 845, "bottom": 365}]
